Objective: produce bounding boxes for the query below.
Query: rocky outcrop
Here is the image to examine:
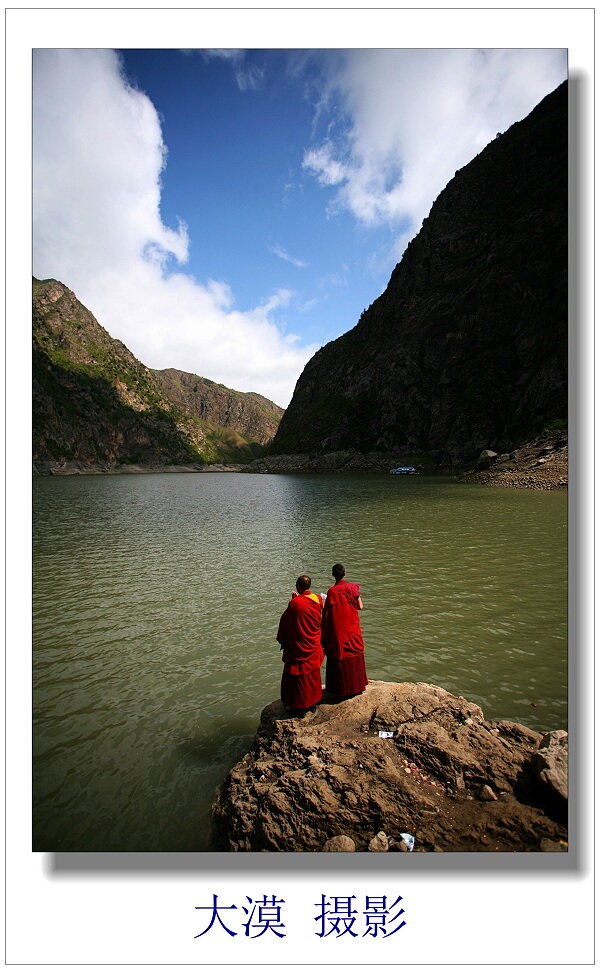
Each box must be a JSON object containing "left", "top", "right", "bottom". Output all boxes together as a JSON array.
[
  {"left": 32, "top": 277, "right": 284, "bottom": 470},
  {"left": 211, "top": 681, "right": 567, "bottom": 852},
  {"left": 459, "top": 430, "right": 568, "bottom": 488},
  {"left": 272, "top": 82, "right": 567, "bottom": 465}
]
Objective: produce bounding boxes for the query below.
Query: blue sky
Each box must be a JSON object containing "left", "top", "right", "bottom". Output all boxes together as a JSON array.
[{"left": 33, "top": 48, "right": 567, "bottom": 406}]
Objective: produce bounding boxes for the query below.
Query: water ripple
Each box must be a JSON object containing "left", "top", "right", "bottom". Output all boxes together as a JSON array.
[{"left": 33, "top": 473, "right": 567, "bottom": 851}]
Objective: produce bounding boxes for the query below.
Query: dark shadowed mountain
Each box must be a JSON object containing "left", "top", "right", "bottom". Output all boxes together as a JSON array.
[
  {"left": 32, "top": 277, "right": 284, "bottom": 470},
  {"left": 272, "top": 81, "right": 567, "bottom": 464}
]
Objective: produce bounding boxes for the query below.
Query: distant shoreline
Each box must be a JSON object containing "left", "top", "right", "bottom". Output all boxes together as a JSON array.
[
  {"left": 32, "top": 461, "right": 244, "bottom": 476},
  {"left": 32, "top": 435, "right": 568, "bottom": 490}
]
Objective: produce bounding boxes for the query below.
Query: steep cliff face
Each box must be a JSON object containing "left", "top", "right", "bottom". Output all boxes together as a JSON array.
[
  {"left": 32, "top": 278, "right": 283, "bottom": 468},
  {"left": 273, "top": 82, "right": 567, "bottom": 463}
]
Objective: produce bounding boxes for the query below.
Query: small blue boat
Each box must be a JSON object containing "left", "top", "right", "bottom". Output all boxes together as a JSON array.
[{"left": 390, "top": 465, "right": 418, "bottom": 475}]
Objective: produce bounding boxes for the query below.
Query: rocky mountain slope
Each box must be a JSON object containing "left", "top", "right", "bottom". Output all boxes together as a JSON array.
[
  {"left": 151, "top": 368, "right": 282, "bottom": 446},
  {"left": 32, "top": 277, "right": 284, "bottom": 470},
  {"left": 211, "top": 681, "right": 567, "bottom": 852},
  {"left": 272, "top": 81, "right": 567, "bottom": 465}
]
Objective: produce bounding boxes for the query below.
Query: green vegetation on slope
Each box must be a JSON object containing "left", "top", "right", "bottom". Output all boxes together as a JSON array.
[{"left": 32, "top": 278, "right": 283, "bottom": 467}]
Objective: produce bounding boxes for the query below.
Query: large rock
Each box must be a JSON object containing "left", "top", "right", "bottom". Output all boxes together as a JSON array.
[
  {"left": 534, "top": 729, "right": 568, "bottom": 802},
  {"left": 211, "top": 681, "right": 567, "bottom": 852},
  {"left": 477, "top": 450, "right": 498, "bottom": 470},
  {"left": 323, "top": 835, "right": 356, "bottom": 852}
]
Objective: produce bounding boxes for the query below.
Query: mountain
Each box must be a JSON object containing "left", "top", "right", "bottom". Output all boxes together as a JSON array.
[
  {"left": 272, "top": 81, "right": 567, "bottom": 464},
  {"left": 151, "top": 369, "right": 282, "bottom": 446},
  {"left": 32, "top": 277, "right": 284, "bottom": 469}
]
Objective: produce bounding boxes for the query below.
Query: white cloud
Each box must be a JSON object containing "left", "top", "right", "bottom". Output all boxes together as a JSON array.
[
  {"left": 234, "top": 63, "right": 265, "bottom": 92},
  {"left": 201, "top": 49, "right": 265, "bottom": 91},
  {"left": 32, "top": 48, "right": 315, "bottom": 407},
  {"left": 303, "top": 143, "right": 349, "bottom": 188},
  {"left": 271, "top": 244, "right": 308, "bottom": 269},
  {"left": 303, "top": 48, "right": 568, "bottom": 259}
]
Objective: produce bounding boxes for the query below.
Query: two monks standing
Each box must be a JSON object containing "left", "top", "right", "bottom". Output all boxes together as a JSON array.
[{"left": 276, "top": 563, "right": 368, "bottom": 714}]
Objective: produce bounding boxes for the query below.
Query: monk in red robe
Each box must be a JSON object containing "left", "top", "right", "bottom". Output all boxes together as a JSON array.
[
  {"left": 322, "top": 563, "right": 368, "bottom": 697},
  {"left": 276, "top": 575, "right": 324, "bottom": 713}
]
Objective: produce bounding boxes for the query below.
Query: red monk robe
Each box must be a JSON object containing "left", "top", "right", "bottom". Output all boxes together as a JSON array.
[
  {"left": 276, "top": 590, "right": 324, "bottom": 710},
  {"left": 321, "top": 579, "right": 368, "bottom": 697}
]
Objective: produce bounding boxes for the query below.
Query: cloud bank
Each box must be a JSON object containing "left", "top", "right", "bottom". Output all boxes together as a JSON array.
[
  {"left": 32, "top": 48, "right": 314, "bottom": 407},
  {"left": 302, "top": 48, "right": 567, "bottom": 263}
]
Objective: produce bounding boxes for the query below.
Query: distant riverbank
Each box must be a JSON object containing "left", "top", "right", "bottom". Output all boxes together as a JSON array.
[
  {"left": 32, "top": 431, "right": 567, "bottom": 488},
  {"left": 458, "top": 433, "right": 567, "bottom": 490},
  {"left": 32, "top": 460, "right": 245, "bottom": 476}
]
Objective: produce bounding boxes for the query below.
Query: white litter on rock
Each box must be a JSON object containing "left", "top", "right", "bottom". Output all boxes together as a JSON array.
[{"left": 399, "top": 832, "right": 415, "bottom": 851}]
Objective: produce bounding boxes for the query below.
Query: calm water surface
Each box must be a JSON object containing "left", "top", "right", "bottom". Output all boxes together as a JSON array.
[{"left": 33, "top": 473, "right": 567, "bottom": 851}]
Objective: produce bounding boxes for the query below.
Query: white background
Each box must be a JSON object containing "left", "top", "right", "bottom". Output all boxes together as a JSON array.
[{"left": 5, "top": 5, "right": 595, "bottom": 967}]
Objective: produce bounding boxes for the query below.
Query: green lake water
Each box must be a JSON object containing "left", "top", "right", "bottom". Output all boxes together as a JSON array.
[{"left": 32, "top": 472, "right": 567, "bottom": 851}]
